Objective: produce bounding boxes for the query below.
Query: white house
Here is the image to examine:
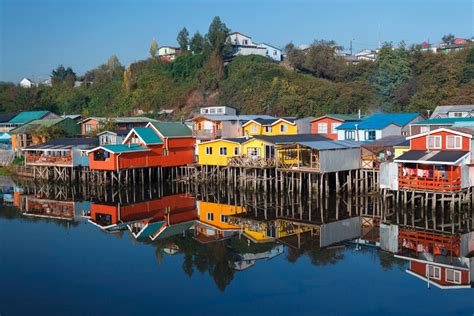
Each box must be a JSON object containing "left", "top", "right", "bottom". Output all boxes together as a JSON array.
[
  {"left": 355, "top": 49, "right": 378, "bottom": 62},
  {"left": 19, "top": 78, "right": 35, "bottom": 88},
  {"left": 430, "top": 105, "right": 474, "bottom": 119},
  {"left": 227, "top": 32, "right": 268, "bottom": 58},
  {"left": 158, "top": 46, "right": 180, "bottom": 61},
  {"left": 199, "top": 106, "right": 237, "bottom": 116}
]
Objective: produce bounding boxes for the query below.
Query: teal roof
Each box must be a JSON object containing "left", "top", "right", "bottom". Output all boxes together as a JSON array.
[
  {"left": 135, "top": 221, "right": 165, "bottom": 239},
  {"left": 133, "top": 127, "right": 163, "bottom": 144},
  {"left": 8, "top": 111, "right": 51, "bottom": 124},
  {"left": 337, "top": 113, "right": 420, "bottom": 130},
  {"left": 413, "top": 117, "right": 474, "bottom": 125},
  {"left": 149, "top": 121, "right": 192, "bottom": 138},
  {"left": 101, "top": 144, "right": 149, "bottom": 153},
  {"left": 151, "top": 221, "right": 194, "bottom": 240}
]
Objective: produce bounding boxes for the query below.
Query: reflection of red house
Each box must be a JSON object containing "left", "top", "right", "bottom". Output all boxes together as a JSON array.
[
  {"left": 395, "top": 253, "right": 472, "bottom": 289},
  {"left": 399, "top": 228, "right": 461, "bottom": 257},
  {"left": 395, "top": 128, "right": 474, "bottom": 192},
  {"left": 88, "top": 121, "right": 195, "bottom": 171},
  {"left": 311, "top": 114, "right": 360, "bottom": 140}
]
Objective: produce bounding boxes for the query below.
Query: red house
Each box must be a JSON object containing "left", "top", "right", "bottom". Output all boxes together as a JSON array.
[
  {"left": 88, "top": 121, "right": 195, "bottom": 171},
  {"left": 311, "top": 114, "right": 360, "bottom": 140},
  {"left": 395, "top": 128, "right": 474, "bottom": 192}
]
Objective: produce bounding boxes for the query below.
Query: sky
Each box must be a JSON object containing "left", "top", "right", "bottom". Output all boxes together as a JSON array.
[{"left": 1, "top": 0, "right": 473, "bottom": 82}]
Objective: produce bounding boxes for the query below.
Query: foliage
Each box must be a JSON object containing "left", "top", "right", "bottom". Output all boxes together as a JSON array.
[
  {"left": 190, "top": 31, "right": 204, "bottom": 54},
  {"left": 442, "top": 33, "right": 455, "bottom": 44},
  {"left": 149, "top": 38, "right": 158, "bottom": 58},
  {"left": 177, "top": 27, "right": 189, "bottom": 51},
  {"left": 51, "top": 65, "right": 76, "bottom": 87},
  {"left": 205, "top": 16, "right": 231, "bottom": 56},
  {"left": 0, "top": 167, "right": 12, "bottom": 176}
]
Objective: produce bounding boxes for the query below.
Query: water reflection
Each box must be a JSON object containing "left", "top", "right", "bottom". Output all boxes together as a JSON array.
[{"left": 1, "top": 176, "right": 473, "bottom": 292}]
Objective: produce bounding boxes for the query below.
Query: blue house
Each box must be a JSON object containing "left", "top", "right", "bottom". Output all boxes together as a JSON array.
[
  {"left": 336, "top": 113, "right": 423, "bottom": 142},
  {"left": 258, "top": 43, "right": 283, "bottom": 62}
]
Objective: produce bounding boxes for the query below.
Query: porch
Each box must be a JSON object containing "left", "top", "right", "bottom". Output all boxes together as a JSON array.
[
  {"left": 275, "top": 144, "right": 321, "bottom": 172},
  {"left": 228, "top": 156, "right": 276, "bottom": 168},
  {"left": 25, "top": 151, "right": 73, "bottom": 167},
  {"left": 398, "top": 163, "right": 461, "bottom": 192}
]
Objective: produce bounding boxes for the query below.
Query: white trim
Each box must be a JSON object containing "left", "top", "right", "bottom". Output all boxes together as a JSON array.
[
  {"left": 408, "top": 127, "right": 473, "bottom": 140},
  {"left": 426, "top": 135, "right": 442, "bottom": 149},
  {"left": 405, "top": 270, "right": 471, "bottom": 289},
  {"left": 394, "top": 255, "right": 470, "bottom": 271},
  {"left": 394, "top": 152, "right": 469, "bottom": 166},
  {"left": 241, "top": 118, "right": 296, "bottom": 128},
  {"left": 122, "top": 128, "right": 163, "bottom": 145},
  {"left": 197, "top": 138, "right": 244, "bottom": 146},
  {"left": 446, "top": 135, "right": 462, "bottom": 149},
  {"left": 445, "top": 268, "right": 462, "bottom": 285}
]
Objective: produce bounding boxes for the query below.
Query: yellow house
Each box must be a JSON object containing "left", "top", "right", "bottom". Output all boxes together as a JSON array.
[
  {"left": 235, "top": 219, "right": 313, "bottom": 243},
  {"left": 394, "top": 144, "right": 410, "bottom": 158},
  {"left": 242, "top": 118, "right": 297, "bottom": 137},
  {"left": 197, "top": 138, "right": 246, "bottom": 166}
]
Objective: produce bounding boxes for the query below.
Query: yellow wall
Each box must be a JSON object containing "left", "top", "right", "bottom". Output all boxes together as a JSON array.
[
  {"left": 241, "top": 138, "right": 272, "bottom": 158},
  {"left": 394, "top": 146, "right": 410, "bottom": 158},
  {"left": 243, "top": 220, "right": 312, "bottom": 242},
  {"left": 199, "top": 201, "right": 246, "bottom": 230},
  {"left": 243, "top": 121, "right": 297, "bottom": 137},
  {"left": 197, "top": 140, "right": 241, "bottom": 166}
]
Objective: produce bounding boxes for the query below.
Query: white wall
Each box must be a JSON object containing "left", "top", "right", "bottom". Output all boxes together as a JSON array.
[{"left": 381, "top": 124, "right": 402, "bottom": 138}]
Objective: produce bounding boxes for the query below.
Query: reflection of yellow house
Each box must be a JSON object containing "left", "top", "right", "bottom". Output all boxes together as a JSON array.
[
  {"left": 197, "top": 138, "right": 246, "bottom": 166},
  {"left": 242, "top": 118, "right": 297, "bottom": 137},
  {"left": 239, "top": 219, "right": 312, "bottom": 243}
]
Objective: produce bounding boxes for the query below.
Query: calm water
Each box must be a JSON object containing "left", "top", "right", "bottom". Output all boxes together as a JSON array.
[{"left": 0, "top": 177, "right": 473, "bottom": 315}]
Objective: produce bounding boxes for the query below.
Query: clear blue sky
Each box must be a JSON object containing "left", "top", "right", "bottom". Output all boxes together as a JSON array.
[{"left": 1, "top": 0, "right": 473, "bottom": 82}]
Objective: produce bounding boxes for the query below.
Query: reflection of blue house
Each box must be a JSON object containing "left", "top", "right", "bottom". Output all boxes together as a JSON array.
[{"left": 0, "top": 132, "right": 12, "bottom": 149}]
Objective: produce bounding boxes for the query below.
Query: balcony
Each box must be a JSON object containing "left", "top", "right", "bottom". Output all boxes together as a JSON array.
[
  {"left": 398, "top": 176, "right": 461, "bottom": 192},
  {"left": 228, "top": 156, "right": 276, "bottom": 168},
  {"left": 25, "top": 154, "right": 73, "bottom": 167},
  {"left": 193, "top": 129, "right": 222, "bottom": 140}
]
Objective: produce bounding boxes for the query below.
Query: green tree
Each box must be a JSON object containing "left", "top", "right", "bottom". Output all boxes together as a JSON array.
[
  {"left": 190, "top": 32, "right": 204, "bottom": 53},
  {"left": 441, "top": 33, "right": 455, "bottom": 44},
  {"left": 177, "top": 27, "right": 189, "bottom": 51},
  {"left": 150, "top": 38, "right": 159, "bottom": 58},
  {"left": 205, "top": 16, "right": 230, "bottom": 56},
  {"left": 51, "top": 65, "right": 76, "bottom": 87}
]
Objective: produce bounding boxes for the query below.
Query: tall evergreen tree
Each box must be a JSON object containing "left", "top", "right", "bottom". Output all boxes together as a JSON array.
[
  {"left": 205, "top": 16, "right": 230, "bottom": 56},
  {"left": 177, "top": 27, "right": 189, "bottom": 51},
  {"left": 190, "top": 32, "right": 204, "bottom": 53},
  {"left": 150, "top": 38, "right": 158, "bottom": 58}
]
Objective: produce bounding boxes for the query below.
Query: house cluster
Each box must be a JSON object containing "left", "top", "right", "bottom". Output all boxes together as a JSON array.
[{"left": 420, "top": 37, "right": 473, "bottom": 54}]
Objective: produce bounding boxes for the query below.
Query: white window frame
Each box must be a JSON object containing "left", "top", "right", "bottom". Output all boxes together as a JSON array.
[
  {"left": 318, "top": 123, "right": 328, "bottom": 134},
  {"left": 219, "top": 147, "right": 227, "bottom": 156},
  {"left": 205, "top": 146, "right": 212, "bottom": 155},
  {"left": 446, "top": 135, "right": 462, "bottom": 149},
  {"left": 331, "top": 122, "right": 341, "bottom": 134},
  {"left": 420, "top": 126, "right": 429, "bottom": 133},
  {"left": 280, "top": 124, "right": 288, "bottom": 132},
  {"left": 251, "top": 125, "right": 258, "bottom": 133},
  {"left": 247, "top": 147, "right": 260, "bottom": 157},
  {"left": 365, "top": 130, "right": 376, "bottom": 141},
  {"left": 264, "top": 126, "right": 272, "bottom": 133},
  {"left": 345, "top": 130, "right": 355, "bottom": 140},
  {"left": 426, "top": 265, "right": 441, "bottom": 280},
  {"left": 207, "top": 213, "right": 214, "bottom": 221},
  {"left": 445, "top": 269, "right": 461, "bottom": 284},
  {"left": 427, "top": 136, "right": 442, "bottom": 149}
]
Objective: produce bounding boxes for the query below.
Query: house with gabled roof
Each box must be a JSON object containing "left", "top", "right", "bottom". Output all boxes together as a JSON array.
[
  {"left": 79, "top": 116, "right": 158, "bottom": 135},
  {"left": 242, "top": 118, "right": 298, "bottom": 137},
  {"left": 0, "top": 110, "right": 60, "bottom": 133},
  {"left": 311, "top": 114, "right": 361, "bottom": 140},
  {"left": 430, "top": 105, "right": 474, "bottom": 119},
  {"left": 410, "top": 117, "right": 474, "bottom": 135},
  {"left": 336, "top": 113, "right": 423, "bottom": 142}
]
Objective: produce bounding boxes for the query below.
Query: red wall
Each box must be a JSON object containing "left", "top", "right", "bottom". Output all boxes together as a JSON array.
[
  {"left": 88, "top": 152, "right": 118, "bottom": 171},
  {"left": 411, "top": 131, "right": 471, "bottom": 151},
  {"left": 410, "top": 261, "right": 470, "bottom": 286},
  {"left": 311, "top": 117, "right": 342, "bottom": 140}
]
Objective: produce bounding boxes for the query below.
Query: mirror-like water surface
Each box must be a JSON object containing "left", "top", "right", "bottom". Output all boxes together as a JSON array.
[{"left": 0, "top": 177, "right": 473, "bottom": 315}]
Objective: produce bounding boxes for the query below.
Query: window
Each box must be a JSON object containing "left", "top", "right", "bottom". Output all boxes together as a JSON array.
[
  {"left": 264, "top": 126, "right": 272, "bottom": 133},
  {"left": 445, "top": 269, "right": 461, "bottom": 284},
  {"left": 420, "top": 126, "right": 429, "bottom": 133},
  {"left": 205, "top": 147, "right": 213, "bottom": 155},
  {"left": 365, "top": 130, "right": 376, "bottom": 141},
  {"left": 250, "top": 125, "right": 258, "bottom": 133},
  {"left": 210, "top": 108, "right": 216, "bottom": 114},
  {"left": 284, "top": 150, "right": 297, "bottom": 160},
  {"left": 280, "top": 124, "right": 288, "bottom": 132},
  {"left": 243, "top": 39, "right": 248, "bottom": 45},
  {"left": 221, "top": 214, "right": 228, "bottom": 223},
  {"left": 80, "top": 151, "right": 88, "bottom": 157},
  {"left": 451, "top": 112, "right": 464, "bottom": 117},
  {"left": 427, "top": 136, "right": 441, "bottom": 149},
  {"left": 247, "top": 147, "right": 260, "bottom": 157},
  {"left": 331, "top": 122, "right": 341, "bottom": 134},
  {"left": 217, "top": 108, "right": 223, "bottom": 113},
  {"left": 426, "top": 265, "right": 441, "bottom": 280},
  {"left": 318, "top": 123, "right": 328, "bottom": 134},
  {"left": 345, "top": 130, "right": 356, "bottom": 140},
  {"left": 219, "top": 147, "right": 227, "bottom": 155},
  {"left": 234, "top": 147, "right": 240, "bottom": 155},
  {"left": 446, "top": 135, "right": 462, "bottom": 149},
  {"left": 273, "top": 50, "right": 277, "bottom": 55},
  {"left": 207, "top": 213, "right": 214, "bottom": 221}
]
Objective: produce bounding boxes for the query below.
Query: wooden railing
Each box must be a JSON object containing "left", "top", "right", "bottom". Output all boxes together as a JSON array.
[
  {"left": 193, "top": 129, "right": 222, "bottom": 139},
  {"left": 228, "top": 156, "right": 276, "bottom": 168},
  {"left": 26, "top": 154, "right": 73, "bottom": 166},
  {"left": 398, "top": 175, "right": 461, "bottom": 192}
]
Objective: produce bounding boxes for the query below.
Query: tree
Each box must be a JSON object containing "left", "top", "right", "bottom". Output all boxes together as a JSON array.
[
  {"left": 177, "top": 27, "right": 189, "bottom": 51},
  {"left": 123, "top": 65, "right": 133, "bottom": 91},
  {"left": 441, "top": 33, "right": 455, "bottom": 44},
  {"left": 107, "top": 55, "right": 123, "bottom": 79},
  {"left": 190, "top": 32, "right": 204, "bottom": 53},
  {"left": 205, "top": 16, "right": 230, "bottom": 56},
  {"left": 150, "top": 38, "right": 158, "bottom": 58},
  {"left": 51, "top": 65, "right": 76, "bottom": 87}
]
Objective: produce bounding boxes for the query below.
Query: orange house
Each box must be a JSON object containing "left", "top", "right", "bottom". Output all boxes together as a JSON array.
[
  {"left": 311, "top": 114, "right": 360, "bottom": 140},
  {"left": 395, "top": 127, "right": 474, "bottom": 192},
  {"left": 88, "top": 121, "right": 195, "bottom": 171}
]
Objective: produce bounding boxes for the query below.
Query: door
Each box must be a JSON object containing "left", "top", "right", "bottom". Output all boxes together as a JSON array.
[{"left": 264, "top": 145, "right": 275, "bottom": 159}]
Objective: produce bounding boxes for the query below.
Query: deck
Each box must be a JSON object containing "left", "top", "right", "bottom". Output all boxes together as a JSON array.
[{"left": 398, "top": 176, "right": 461, "bottom": 192}]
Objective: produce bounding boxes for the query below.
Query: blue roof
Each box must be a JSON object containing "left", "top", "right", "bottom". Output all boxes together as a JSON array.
[
  {"left": 337, "top": 113, "right": 420, "bottom": 130},
  {"left": 133, "top": 127, "right": 163, "bottom": 144}
]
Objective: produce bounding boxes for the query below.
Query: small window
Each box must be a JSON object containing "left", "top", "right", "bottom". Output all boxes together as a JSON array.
[
  {"left": 80, "top": 151, "right": 88, "bottom": 157},
  {"left": 206, "top": 147, "right": 213, "bottom": 155},
  {"left": 426, "top": 265, "right": 441, "bottom": 280},
  {"left": 427, "top": 136, "right": 441, "bottom": 149},
  {"left": 207, "top": 213, "right": 214, "bottom": 221},
  {"left": 280, "top": 124, "right": 288, "bottom": 132},
  {"left": 247, "top": 147, "right": 259, "bottom": 157},
  {"left": 446, "top": 135, "right": 462, "bottom": 149},
  {"left": 365, "top": 130, "right": 376, "bottom": 141},
  {"left": 264, "top": 126, "right": 272, "bottom": 133},
  {"left": 420, "top": 126, "right": 429, "bottom": 133},
  {"left": 445, "top": 269, "right": 461, "bottom": 284},
  {"left": 331, "top": 122, "right": 341, "bottom": 134},
  {"left": 243, "top": 39, "right": 248, "bottom": 45},
  {"left": 210, "top": 108, "right": 216, "bottom": 114},
  {"left": 234, "top": 147, "right": 240, "bottom": 155},
  {"left": 219, "top": 147, "right": 227, "bottom": 155},
  {"left": 221, "top": 214, "right": 228, "bottom": 223},
  {"left": 318, "top": 123, "right": 328, "bottom": 134},
  {"left": 284, "top": 150, "right": 297, "bottom": 160},
  {"left": 217, "top": 108, "right": 223, "bottom": 113},
  {"left": 345, "top": 130, "right": 355, "bottom": 140},
  {"left": 273, "top": 50, "right": 277, "bottom": 55},
  {"left": 251, "top": 125, "right": 258, "bottom": 133}
]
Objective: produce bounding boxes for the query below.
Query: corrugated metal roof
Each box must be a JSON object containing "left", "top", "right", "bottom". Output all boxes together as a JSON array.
[
  {"left": 394, "top": 150, "right": 469, "bottom": 164},
  {"left": 100, "top": 144, "right": 150, "bottom": 153},
  {"left": 431, "top": 105, "right": 474, "bottom": 118},
  {"left": 413, "top": 117, "right": 474, "bottom": 125},
  {"left": 133, "top": 127, "right": 163, "bottom": 144},
  {"left": 362, "top": 135, "right": 408, "bottom": 147},
  {"left": 250, "top": 134, "right": 329, "bottom": 144},
  {"left": 24, "top": 137, "right": 98, "bottom": 150},
  {"left": 312, "top": 114, "right": 361, "bottom": 122},
  {"left": 337, "top": 113, "right": 420, "bottom": 130},
  {"left": 194, "top": 114, "right": 275, "bottom": 122},
  {"left": 297, "top": 140, "right": 361, "bottom": 150},
  {"left": 8, "top": 111, "right": 51, "bottom": 124},
  {"left": 149, "top": 121, "right": 192, "bottom": 137}
]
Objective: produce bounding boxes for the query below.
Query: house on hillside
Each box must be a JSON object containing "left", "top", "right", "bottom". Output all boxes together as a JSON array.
[
  {"left": 394, "top": 127, "right": 474, "bottom": 192},
  {"left": 0, "top": 111, "right": 60, "bottom": 133},
  {"left": 10, "top": 118, "right": 80, "bottom": 152},
  {"left": 430, "top": 105, "right": 474, "bottom": 119},
  {"left": 336, "top": 113, "right": 423, "bottom": 142},
  {"left": 257, "top": 43, "right": 283, "bottom": 62},
  {"left": 19, "top": 78, "right": 35, "bottom": 88},
  {"left": 311, "top": 114, "right": 361, "bottom": 140},
  {"left": 197, "top": 137, "right": 247, "bottom": 166},
  {"left": 97, "top": 130, "right": 129, "bottom": 145},
  {"left": 79, "top": 117, "right": 157, "bottom": 135},
  {"left": 158, "top": 46, "right": 181, "bottom": 61},
  {"left": 199, "top": 105, "right": 237, "bottom": 116},
  {"left": 227, "top": 32, "right": 268, "bottom": 59},
  {"left": 410, "top": 117, "right": 474, "bottom": 135},
  {"left": 87, "top": 121, "right": 195, "bottom": 171}
]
